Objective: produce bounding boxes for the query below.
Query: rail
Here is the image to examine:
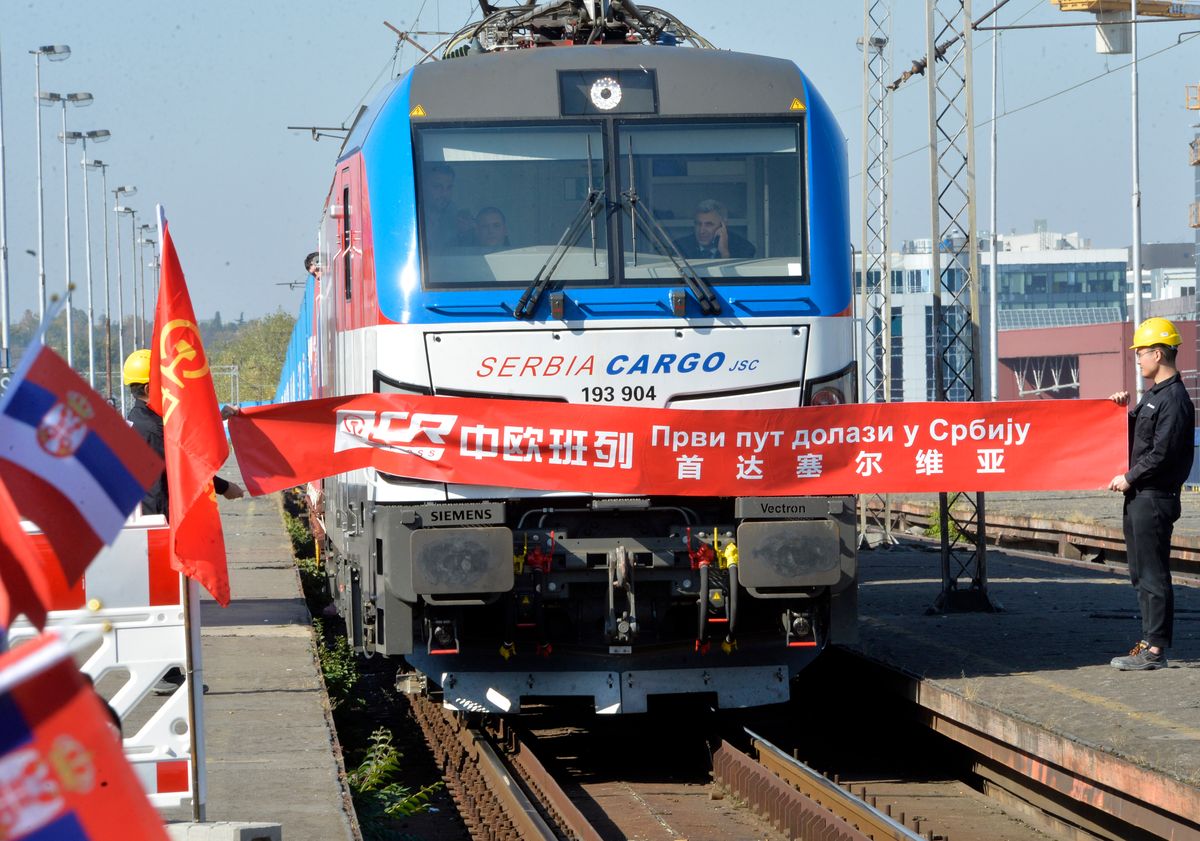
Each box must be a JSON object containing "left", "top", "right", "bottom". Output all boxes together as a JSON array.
[
  {"left": 720, "top": 731, "right": 929, "bottom": 841},
  {"left": 409, "top": 692, "right": 601, "bottom": 841},
  {"left": 867, "top": 499, "right": 1200, "bottom": 572}
]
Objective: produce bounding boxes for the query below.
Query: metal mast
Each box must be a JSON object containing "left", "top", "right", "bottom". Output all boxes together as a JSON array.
[
  {"left": 925, "top": 0, "right": 995, "bottom": 612},
  {"left": 858, "top": 0, "right": 896, "bottom": 547}
]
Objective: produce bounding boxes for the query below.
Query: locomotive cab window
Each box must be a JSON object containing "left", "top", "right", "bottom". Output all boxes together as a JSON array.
[
  {"left": 617, "top": 121, "right": 806, "bottom": 283},
  {"left": 417, "top": 124, "right": 608, "bottom": 288}
]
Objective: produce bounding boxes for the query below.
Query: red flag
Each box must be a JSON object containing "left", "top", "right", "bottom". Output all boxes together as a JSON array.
[
  {"left": 0, "top": 633, "right": 171, "bottom": 840},
  {"left": 147, "top": 206, "right": 231, "bottom": 605},
  {"left": 0, "top": 478, "right": 53, "bottom": 631}
]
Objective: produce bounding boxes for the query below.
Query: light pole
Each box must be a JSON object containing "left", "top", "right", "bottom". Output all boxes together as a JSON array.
[
  {"left": 147, "top": 254, "right": 160, "bottom": 307},
  {"left": 1130, "top": 0, "right": 1145, "bottom": 398},
  {"left": 0, "top": 43, "right": 10, "bottom": 373},
  {"left": 114, "top": 197, "right": 136, "bottom": 413},
  {"left": 30, "top": 45, "right": 70, "bottom": 334},
  {"left": 65, "top": 129, "right": 109, "bottom": 387},
  {"left": 138, "top": 224, "right": 154, "bottom": 336},
  {"left": 87, "top": 160, "right": 113, "bottom": 399},
  {"left": 126, "top": 208, "right": 139, "bottom": 347},
  {"left": 988, "top": 14, "right": 1000, "bottom": 401},
  {"left": 42, "top": 89, "right": 92, "bottom": 365}
]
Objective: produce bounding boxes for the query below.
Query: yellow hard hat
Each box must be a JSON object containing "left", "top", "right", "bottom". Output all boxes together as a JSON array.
[
  {"left": 1130, "top": 317, "right": 1182, "bottom": 349},
  {"left": 122, "top": 349, "right": 152, "bottom": 385}
]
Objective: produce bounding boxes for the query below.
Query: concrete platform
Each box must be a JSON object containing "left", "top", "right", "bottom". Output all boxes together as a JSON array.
[
  {"left": 164, "top": 482, "right": 357, "bottom": 841},
  {"left": 849, "top": 537, "right": 1200, "bottom": 829}
]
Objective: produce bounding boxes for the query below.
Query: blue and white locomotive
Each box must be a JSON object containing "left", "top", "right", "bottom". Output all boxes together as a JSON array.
[{"left": 281, "top": 1, "right": 857, "bottom": 714}]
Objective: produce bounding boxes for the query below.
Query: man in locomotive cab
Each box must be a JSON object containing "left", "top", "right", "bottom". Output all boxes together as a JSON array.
[
  {"left": 673, "top": 199, "right": 755, "bottom": 260},
  {"left": 473, "top": 206, "right": 511, "bottom": 251},
  {"left": 423, "top": 163, "right": 473, "bottom": 251},
  {"left": 304, "top": 251, "right": 321, "bottom": 281}
]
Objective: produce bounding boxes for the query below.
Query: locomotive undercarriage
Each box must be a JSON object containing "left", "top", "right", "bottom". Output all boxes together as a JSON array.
[{"left": 325, "top": 487, "right": 857, "bottom": 713}]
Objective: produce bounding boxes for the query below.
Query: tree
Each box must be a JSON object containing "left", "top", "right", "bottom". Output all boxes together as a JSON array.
[{"left": 210, "top": 310, "right": 295, "bottom": 403}]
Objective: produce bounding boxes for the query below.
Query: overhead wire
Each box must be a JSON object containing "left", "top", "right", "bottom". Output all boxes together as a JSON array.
[
  {"left": 850, "top": 13, "right": 1195, "bottom": 181},
  {"left": 335, "top": 0, "right": 443, "bottom": 128}
]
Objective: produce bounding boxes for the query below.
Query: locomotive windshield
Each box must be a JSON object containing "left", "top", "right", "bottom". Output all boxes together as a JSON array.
[
  {"left": 618, "top": 122, "right": 806, "bottom": 282},
  {"left": 415, "top": 118, "right": 806, "bottom": 288},
  {"left": 417, "top": 124, "right": 609, "bottom": 288}
]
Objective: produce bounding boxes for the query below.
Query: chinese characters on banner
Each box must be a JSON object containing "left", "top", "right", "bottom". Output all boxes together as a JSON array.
[{"left": 229, "top": 395, "right": 1126, "bottom": 497}]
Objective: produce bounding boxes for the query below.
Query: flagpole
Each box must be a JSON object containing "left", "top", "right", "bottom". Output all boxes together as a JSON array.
[{"left": 183, "top": 576, "right": 207, "bottom": 821}]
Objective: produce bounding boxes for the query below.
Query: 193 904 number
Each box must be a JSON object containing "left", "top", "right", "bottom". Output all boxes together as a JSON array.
[{"left": 580, "top": 385, "right": 657, "bottom": 403}]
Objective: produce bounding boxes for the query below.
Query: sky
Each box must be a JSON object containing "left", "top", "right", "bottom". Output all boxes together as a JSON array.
[{"left": 1, "top": 0, "right": 1197, "bottom": 329}]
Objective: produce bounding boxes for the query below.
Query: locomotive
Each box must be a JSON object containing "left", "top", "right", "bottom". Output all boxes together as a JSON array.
[{"left": 279, "top": 1, "right": 857, "bottom": 714}]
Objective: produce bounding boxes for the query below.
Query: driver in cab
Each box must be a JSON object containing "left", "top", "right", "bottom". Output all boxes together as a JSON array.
[{"left": 673, "top": 199, "right": 755, "bottom": 260}]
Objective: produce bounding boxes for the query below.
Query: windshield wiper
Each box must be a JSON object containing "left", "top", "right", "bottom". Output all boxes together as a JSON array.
[
  {"left": 514, "top": 186, "right": 606, "bottom": 319},
  {"left": 621, "top": 142, "right": 721, "bottom": 316}
]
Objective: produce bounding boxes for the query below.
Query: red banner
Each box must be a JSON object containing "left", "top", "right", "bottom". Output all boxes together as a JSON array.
[{"left": 229, "top": 395, "right": 1126, "bottom": 498}]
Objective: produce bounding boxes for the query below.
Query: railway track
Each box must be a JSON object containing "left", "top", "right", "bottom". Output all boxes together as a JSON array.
[
  {"left": 405, "top": 646, "right": 1199, "bottom": 841},
  {"left": 400, "top": 517, "right": 1200, "bottom": 841},
  {"left": 869, "top": 499, "right": 1200, "bottom": 573}
]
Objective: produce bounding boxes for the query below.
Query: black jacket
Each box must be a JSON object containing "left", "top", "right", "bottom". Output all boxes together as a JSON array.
[
  {"left": 1126, "top": 373, "right": 1195, "bottom": 492},
  {"left": 672, "top": 232, "right": 756, "bottom": 260},
  {"left": 128, "top": 400, "right": 228, "bottom": 518}
]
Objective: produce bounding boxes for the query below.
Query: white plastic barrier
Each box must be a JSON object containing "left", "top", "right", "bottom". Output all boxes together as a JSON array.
[{"left": 8, "top": 515, "right": 203, "bottom": 811}]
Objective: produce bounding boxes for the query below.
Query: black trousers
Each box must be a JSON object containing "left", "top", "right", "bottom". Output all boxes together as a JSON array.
[{"left": 1122, "top": 490, "right": 1181, "bottom": 649}]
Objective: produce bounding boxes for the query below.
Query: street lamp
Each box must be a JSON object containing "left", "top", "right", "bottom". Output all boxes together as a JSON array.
[
  {"left": 113, "top": 197, "right": 135, "bottom": 413},
  {"left": 1129, "top": 0, "right": 1145, "bottom": 398},
  {"left": 41, "top": 89, "right": 92, "bottom": 366},
  {"left": 0, "top": 44, "right": 10, "bottom": 373},
  {"left": 137, "top": 225, "right": 154, "bottom": 339},
  {"left": 64, "top": 129, "right": 109, "bottom": 387},
  {"left": 30, "top": 45, "right": 70, "bottom": 336},
  {"left": 147, "top": 254, "right": 161, "bottom": 308},
  {"left": 86, "top": 160, "right": 114, "bottom": 399}
]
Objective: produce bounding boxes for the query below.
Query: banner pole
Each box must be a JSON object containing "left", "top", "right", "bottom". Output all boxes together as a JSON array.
[{"left": 183, "top": 575, "right": 207, "bottom": 821}]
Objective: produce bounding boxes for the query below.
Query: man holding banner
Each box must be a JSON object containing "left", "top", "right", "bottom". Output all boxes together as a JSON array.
[{"left": 1108, "top": 317, "right": 1195, "bottom": 672}]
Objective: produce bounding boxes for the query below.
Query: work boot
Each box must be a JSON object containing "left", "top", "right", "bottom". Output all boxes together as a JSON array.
[{"left": 1110, "top": 641, "right": 1167, "bottom": 671}]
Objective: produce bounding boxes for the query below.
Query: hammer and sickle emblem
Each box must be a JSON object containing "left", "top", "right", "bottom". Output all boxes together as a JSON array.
[
  {"left": 158, "top": 318, "right": 210, "bottom": 424},
  {"left": 159, "top": 319, "right": 210, "bottom": 387}
]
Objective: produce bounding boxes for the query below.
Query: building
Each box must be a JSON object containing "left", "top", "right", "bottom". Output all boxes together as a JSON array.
[{"left": 856, "top": 230, "right": 1131, "bottom": 404}]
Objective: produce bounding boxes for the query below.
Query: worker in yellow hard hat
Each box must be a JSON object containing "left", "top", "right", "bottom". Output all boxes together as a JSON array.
[
  {"left": 122, "top": 349, "right": 243, "bottom": 520},
  {"left": 1107, "top": 318, "right": 1194, "bottom": 670},
  {"left": 123, "top": 349, "right": 244, "bottom": 696}
]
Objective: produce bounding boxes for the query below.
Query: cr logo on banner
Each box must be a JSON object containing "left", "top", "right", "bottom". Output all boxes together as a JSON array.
[{"left": 334, "top": 410, "right": 459, "bottom": 462}]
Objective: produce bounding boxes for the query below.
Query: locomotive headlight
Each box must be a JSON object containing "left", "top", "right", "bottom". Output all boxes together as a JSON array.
[
  {"left": 803, "top": 362, "right": 857, "bottom": 407},
  {"left": 590, "top": 77, "right": 623, "bottom": 111}
]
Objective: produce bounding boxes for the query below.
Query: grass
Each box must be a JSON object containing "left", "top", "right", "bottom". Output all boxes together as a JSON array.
[
  {"left": 279, "top": 488, "right": 450, "bottom": 837},
  {"left": 348, "top": 727, "right": 444, "bottom": 838}
]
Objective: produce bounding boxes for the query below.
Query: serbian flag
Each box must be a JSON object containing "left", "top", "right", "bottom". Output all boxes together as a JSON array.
[
  {"left": 0, "top": 477, "right": 54, "bottom": 634},
  {"left": 0, "top": 330, "right": 162, "bottom": 592},
  {"left": 0, "top": 633, "right": 170, "bottom": 840},
  {"left": 147, "top": 206, "right": 232, "bottom": 606}
]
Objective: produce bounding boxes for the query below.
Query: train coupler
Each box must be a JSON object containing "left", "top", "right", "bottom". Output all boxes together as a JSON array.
[
  {"left": 720, "top": 637, "right": 738, "bottom": 655},
  {"left": 605, "top": 545, "right": 638, "bottom": 643},
  {"left": 499, "top": 641, "right": 517, "bottom": 660}
]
